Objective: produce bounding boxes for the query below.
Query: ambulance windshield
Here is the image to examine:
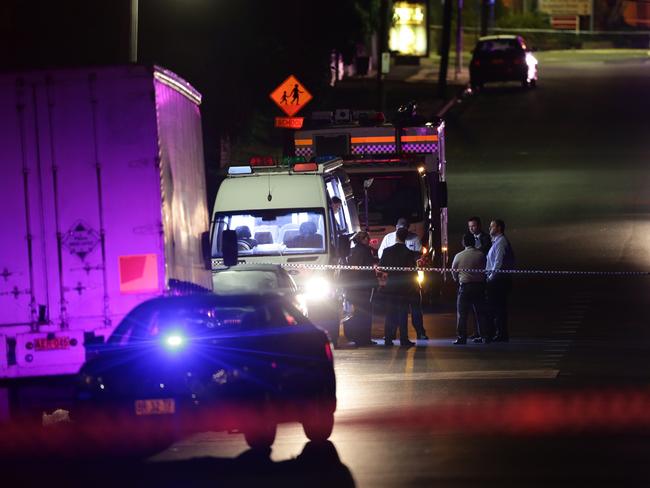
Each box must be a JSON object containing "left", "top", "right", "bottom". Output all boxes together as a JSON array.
[
  {"left": 212, "top": 209, "right": 327, "bottom": 257},
  {"left": 348, "top": 171, "right": 424, "bottom": 226}
]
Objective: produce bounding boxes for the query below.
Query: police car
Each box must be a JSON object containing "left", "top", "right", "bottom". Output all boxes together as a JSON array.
[{"left": 73, "top": 292, "right": 336, "bottom": 452}]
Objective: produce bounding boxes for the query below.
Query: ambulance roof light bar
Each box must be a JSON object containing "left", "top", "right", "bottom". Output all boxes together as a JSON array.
[
  {"left": 292, "top": 157, "right": 343, "bottom": 174},
  {"left": 249, "top": 156, "right": 276, "bottom": 167},
  {"left": 227, "top": 165, "right": 253, "bottom": 175}
]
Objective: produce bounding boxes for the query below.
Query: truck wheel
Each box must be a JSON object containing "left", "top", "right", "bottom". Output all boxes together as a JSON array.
[
  {"left": 243, "top": 421, "right": 277, "bottom": 450},
  {"left": 302, "top": 404, "right": 334, "bottom": 443}
]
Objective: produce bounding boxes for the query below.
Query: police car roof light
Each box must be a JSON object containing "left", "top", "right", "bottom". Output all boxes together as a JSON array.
[{"left": 228, "top": 165, "right": 253, "bottom": 175}]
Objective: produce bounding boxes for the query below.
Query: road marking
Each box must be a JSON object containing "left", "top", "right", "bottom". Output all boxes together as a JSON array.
[{"left": 359, "top": 369, "right": 559, "bottom": 381}]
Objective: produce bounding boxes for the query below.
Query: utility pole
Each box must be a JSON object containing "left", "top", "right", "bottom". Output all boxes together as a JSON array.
[
  {"left": 377, "top": 0, "right": 389, "bottom": 112},
  {"left": 438, "top": 0, "right": 453, "bottom": 98},
  {"left": 480, "top": 0, "right": 489, "bottom": 36},
  {"left": 129, "top": 0, "right": 138, "bottom": 63},
  {"left": 455, "top": 0, "right": 463, "bottom": 80}
]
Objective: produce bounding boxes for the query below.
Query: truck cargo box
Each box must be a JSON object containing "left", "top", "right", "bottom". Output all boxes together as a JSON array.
[{"left": 0, "top": 65, "right": 211, "bottom": 378}]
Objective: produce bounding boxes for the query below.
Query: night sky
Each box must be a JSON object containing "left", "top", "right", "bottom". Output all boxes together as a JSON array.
[{"left": 2, "top": 0, "right": 371, "bottom": 196}]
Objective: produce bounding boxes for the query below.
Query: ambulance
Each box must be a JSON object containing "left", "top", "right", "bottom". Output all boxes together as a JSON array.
[{"left": 210, "top": 157, "right": 360, "bottom": 340}]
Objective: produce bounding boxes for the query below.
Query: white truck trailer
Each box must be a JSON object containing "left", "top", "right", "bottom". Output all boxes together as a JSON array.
[{"left": 0, "top": 65, "right": 212, "bottom": 396}]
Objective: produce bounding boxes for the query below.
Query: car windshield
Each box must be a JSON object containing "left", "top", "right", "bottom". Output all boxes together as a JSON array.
[
  {"left": 108, "top": 296, "right": 307, "bottom": 345},
  {"left": 212, "top": 208, "right": 327, "bottom": 257},
  {"left": 348, "top": 171, "right": 424, "bottom": 226},
  {"left": 213, "top": 269, "right": 282, "bottom": 294},
  {"left": 476, "top": 39, "right": 522, "bottom": 53}
]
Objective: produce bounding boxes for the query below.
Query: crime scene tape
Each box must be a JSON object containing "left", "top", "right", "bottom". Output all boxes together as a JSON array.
[{"left": 211, "top": 260, "right": 650, "bottom": 276}]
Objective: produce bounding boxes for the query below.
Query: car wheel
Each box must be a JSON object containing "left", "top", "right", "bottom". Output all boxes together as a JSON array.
[
  {"left": 243, "top": 420, "right": 277, "bottom": 450},
  {"left": 302, "top": 404, "right": 334, "bottom": 442}
]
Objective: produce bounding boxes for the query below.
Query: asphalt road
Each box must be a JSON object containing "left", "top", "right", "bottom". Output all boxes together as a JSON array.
[{"left": 7, "top": 51, "right": 650, "bottom": 487}]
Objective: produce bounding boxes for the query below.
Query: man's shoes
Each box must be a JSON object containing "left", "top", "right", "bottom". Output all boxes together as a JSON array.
[
  {"left": 383, "top": 340, "right": 395, "bottom": 347},
  {"left": 492, "top": 336, "right": 509, "bottom": 342},
  {"left": 469, "top": 334, "right": 480, "bottom": 340},
  {"left": 399, "top": 341, "right": 416, "bottom": 348},
  {"left": 417, "top": 334, "right": 429, "bottom": 340},
  {"left": 475, "top": 337, "right": 493, "bottom": 344},
  {"left": 453, "top": 337, "right": 467, "bottom": 345}
]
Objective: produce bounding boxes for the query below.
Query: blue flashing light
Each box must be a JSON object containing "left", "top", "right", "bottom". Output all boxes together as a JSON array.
[
  {"left": 164, "top": 334, "right": 185, "bottom": 349},
  {"left": 228, "top": 166, "right": 253, "bottom": 175}
]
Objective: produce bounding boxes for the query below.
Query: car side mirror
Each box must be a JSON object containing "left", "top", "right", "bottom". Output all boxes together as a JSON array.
[
  {"left": 222, "top": 229, "right": 238, "bottom": 267},
  {"left": 337, "top": 234, "right": 351, "bottom": 258},
  {"left": 201, "top": 231, "right": 212, "bottom": 270}
]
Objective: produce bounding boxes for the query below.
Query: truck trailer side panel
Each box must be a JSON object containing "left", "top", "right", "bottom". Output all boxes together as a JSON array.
[{"left": 0, "top": 65, "right": 210, "bottom": 379}]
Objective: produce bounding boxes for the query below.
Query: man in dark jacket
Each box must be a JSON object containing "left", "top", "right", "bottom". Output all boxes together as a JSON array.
[
  {"left": 344, "top": 231, "right": 377, "bottom": 346},
  {"left": 468, "top": 217, "right": 491, "bottom": 255},
  {"left": 378, "top": 227, "right": 418, "bottom": 347}
]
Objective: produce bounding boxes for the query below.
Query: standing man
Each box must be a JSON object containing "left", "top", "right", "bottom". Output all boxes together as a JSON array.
[
  {"left": 468, "top": 216, "right": 491, "bottom": 255},
  {"left": 451, "top": 233, "right": 487, "bottom": 344},
  {"left": 378, "top": 217, "right": 421, "bottom": 258},
  {"left": 378, "top": 227, "right": 417, "bottom": 347},
  {"left": 344, "top": 231, "right": 377, "bottom": 346},
  {"left": 466, "top": 216, "right": 491, "bottom": 340},
  {"left": 330, "top": 196, "right": 344, "bottom": 235},
  {"left": 485, "top": 219, "right": 516, "bottom": 342},
  {"left": 378, "top": 218, "right": 427, "bottom": 340}
]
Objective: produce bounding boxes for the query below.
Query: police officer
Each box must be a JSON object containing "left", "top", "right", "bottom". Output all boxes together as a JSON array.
[{"left": 343, "top": 231, "right": 377, "bottom": 346}]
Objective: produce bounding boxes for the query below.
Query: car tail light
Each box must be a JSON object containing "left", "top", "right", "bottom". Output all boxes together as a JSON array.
[{"left": 324, "top": 341, "right": 333, "bottom": 361}]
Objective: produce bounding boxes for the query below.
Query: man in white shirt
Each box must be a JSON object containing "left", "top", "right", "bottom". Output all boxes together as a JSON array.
[
  {"left": 377, "top": 217, "right": 421, "bottom": 258},
  {"left": 485, "top": 219, "right": 515, "bottom": 342},
  {"left": 451, "top": 233, "right": 487, "bottom": 344}
]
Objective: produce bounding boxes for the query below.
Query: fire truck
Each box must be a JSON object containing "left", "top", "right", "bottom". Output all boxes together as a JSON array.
[{"left": 294, "top": 110, "right": 449, "bottom": 291}]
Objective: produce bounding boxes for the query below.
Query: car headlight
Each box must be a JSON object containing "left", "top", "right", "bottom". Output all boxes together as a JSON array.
[
  {"left": 295, "top": 294, "right": 309, "bottom": 316},
  {"left": 302, "top": 276, "right": 332, "bottom": 302}
]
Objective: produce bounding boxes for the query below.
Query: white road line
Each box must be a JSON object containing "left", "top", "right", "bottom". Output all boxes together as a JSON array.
[{"left": 358, "top": 369, "right": 559, "bottom": 381}]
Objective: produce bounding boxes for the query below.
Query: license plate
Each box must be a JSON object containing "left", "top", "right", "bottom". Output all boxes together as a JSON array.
[
  {"left": 134, "top": 398, "right": 176, "bottom": 416},
  {"left": 34, "top": 337, "right": 70, "bottom": 351}
]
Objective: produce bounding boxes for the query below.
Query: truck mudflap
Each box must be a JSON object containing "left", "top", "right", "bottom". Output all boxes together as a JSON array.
[{"left": 2, "top": 330, "right": 86, "bottom": 379}]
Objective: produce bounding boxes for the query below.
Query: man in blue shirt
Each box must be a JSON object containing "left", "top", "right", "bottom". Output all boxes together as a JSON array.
[{"left": 485, "top": 219, "right": 516, "bottom": 342}]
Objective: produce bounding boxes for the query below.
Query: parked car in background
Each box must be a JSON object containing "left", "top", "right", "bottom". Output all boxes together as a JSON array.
[
  {"left": 73, "top": 293, "right": 337, "bottom": 453},
  {"left": 213, "top": 263, "right": 310, "bottom": 315},
  {"left": 470, "top": 34, "right": 538, "bottom": 90}
]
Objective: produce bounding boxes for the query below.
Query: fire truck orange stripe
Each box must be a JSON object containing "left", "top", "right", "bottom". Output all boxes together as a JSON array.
[
  {"left": 351, "top": 136, "right": 395, "bottom": 143},
  {"left": 402, "top": 135, "right": 438, "bottom": 142},
  {"left": 295, "top": 135, "right": 438, "bottom": 146}
]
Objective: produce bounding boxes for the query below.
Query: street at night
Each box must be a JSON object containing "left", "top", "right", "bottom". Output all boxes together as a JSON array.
[{"left": 2, "top": 2, "right": 650, "bottom": 487}]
